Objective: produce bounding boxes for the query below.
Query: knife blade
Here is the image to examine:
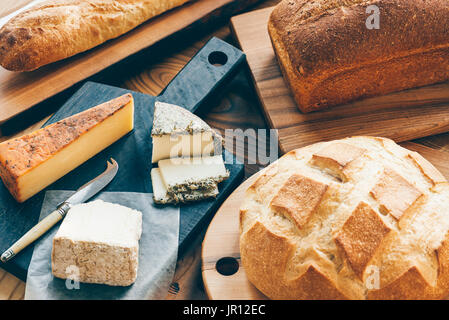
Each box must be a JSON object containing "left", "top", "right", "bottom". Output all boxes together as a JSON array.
[
  {"left": 65, "top": 158, "right": 118, "bottom": 206},
  {"left": 0, "top": 158, "right": 119, "bottom": 263}
]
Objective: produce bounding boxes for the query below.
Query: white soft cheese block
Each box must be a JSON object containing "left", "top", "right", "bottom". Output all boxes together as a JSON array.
[
  {"left": 151, "top": 167, "right": 219, "bottom": 204},
  {"left": 158, "top": 155, "right": 229, "bottom": 193},
  {"left": 51, "top": 200, "right": 142, "bottom": 286},
  {"left": 151, "top": 102, "right": 221, "bottom": 163}
]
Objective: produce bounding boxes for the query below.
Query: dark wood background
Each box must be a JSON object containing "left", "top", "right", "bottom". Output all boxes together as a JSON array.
[{"left": 1, "top": 0, "right": 449, "bottom": 299}]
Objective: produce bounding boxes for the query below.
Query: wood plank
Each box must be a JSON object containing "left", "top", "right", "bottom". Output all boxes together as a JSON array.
[
  {"left": 0, "top": 272, "right": 22, "bottom": 300},
  {"left": 0, "top": 0, "right": 259, "bottom": 124},
  {"left": 0, "top": 0, "right": 35, "bottom": 18},
  {"left": 8, "top": 282, "right": 25, "bottom": 300},
  {"left": 202, "top": 142, "right": 449, "bottom": 300},
  {"left": 230, "top": 7, "right": 449, "bottom": 154}
]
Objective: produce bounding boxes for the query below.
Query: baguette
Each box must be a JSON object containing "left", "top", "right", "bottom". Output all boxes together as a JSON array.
[
  {"left": 268, "top": 0, "right": 449, "bottom": 113},
  {"left": 0, "top": 0, "right": 190, "bottom": 71}
]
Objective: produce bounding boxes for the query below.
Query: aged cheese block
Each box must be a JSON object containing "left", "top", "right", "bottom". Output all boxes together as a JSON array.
[
  {"left": 158, "top": 155, "right": 229, "bottom": 193},
  {"left": 0, "top": 94, "right": 134, "bottom": 202},
  {"left": 52, "top": 200, "right": 142, "bottom": 286},
  {"left": 151, "top": 102, "right": 221, "bottom": 163},
  {"left": 151, "top": 167, "right": 218, "bottom": 204}
]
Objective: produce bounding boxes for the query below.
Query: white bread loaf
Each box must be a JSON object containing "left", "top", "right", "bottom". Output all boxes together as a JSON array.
[
  {"left": 268, "top": 0, "right": 449, "bottom": 113},
  {"left": 240, "top": 136, "right": 449, "bottom": 299}
]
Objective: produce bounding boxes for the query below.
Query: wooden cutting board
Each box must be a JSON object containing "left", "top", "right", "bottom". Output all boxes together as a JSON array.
[
  {"left": 201, "top": 142, "right": 449, "bottom": 300},
  {"left": 0, "top": 0, "right": 259, "bottom": 124},
  {"left": 230, "top": 7, "right": 449, "bottom": 154}
]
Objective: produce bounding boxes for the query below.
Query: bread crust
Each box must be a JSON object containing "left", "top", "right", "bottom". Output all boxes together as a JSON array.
[
  {"left": 240, "top": 136, "right": 449, "bottom": 299},
  {"left": 270, "top": 174, "right": 328, "bottom": 229},
  {"left": 334, "top": 202, "right": 391, "bottom": 280},
  {"left": 268, "top": 0, "right": 449, "bottom": 113},
  {"left": 0, "top": 0, "right": 190, "bottom": 71}
]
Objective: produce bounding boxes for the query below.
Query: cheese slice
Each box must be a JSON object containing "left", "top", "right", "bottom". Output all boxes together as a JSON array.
[
  {"left": 151, "top": 168, "right": 218, "bottom": 204},
  {"left": 0, "top": 94, "right": 134, "bottom": 202},
  {"left": 151, "top": 102, "right": 221, "bottom": 163},
  {"left": 158, "top": 155, "right": 229, "bottom": 193},
  {"left": 52, "top": 200, "right": 142, "bottom": 286},
  {"left": 151, "top": 167, "right": 173, "bottom": 204}
]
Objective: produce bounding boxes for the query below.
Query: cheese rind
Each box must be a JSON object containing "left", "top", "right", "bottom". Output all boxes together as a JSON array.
[
  {"left": 151, "top": 102, "right": 221, "bottom": 163},
  {"left": 152, "top": 101, "right": 212, "bottom": 136},
  {"left": 51, "top": 200, "right": 142, "bottom": 286},
  {"left": 0, "top": 94, "right": 134, "bottom": 202},
  {"left": 158, "top": 155, "right": 229, "bottom": 193},
  {"left": 151, "top": 168, "right": 218, "bottom": 204}
]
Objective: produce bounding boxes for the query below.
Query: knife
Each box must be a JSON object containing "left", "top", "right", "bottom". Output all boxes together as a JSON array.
[{"left": 0, "top": 158, "right": 119, "bottom": 263}]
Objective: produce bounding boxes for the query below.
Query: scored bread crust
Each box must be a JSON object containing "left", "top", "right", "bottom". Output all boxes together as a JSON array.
[
  {"left": 268, "top": 0, "right": 449, "bottom": 113},
  {"left": 239, "top": 136, "right": 449, "bottom": 300},
  {"left": 0, "top": 0, "right": 190, "bottom": 71}
]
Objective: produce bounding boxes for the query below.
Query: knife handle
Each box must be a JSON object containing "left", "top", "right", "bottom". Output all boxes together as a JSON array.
[{"left": 0, "top": 202, "right": 71, "bottom": 263}]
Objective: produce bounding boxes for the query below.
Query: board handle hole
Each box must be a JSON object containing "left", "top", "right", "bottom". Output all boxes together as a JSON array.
[
  {"left": 216, "top": 257, "right": 239, "bottom": 276},
  {"left": 208, "top": 51, "right": 228, "bottom": 67}
]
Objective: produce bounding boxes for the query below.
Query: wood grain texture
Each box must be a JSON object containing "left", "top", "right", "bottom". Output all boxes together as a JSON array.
[
  {"left": 0, "top": 0, "right": 35, "bottom": 19},
  {"left": 202, "top": 142, "right": 449, "bottom": 300},
  {"left": 0, "top": 269, "right": 24, "bottom": 300},
  {"left": 231, "top": 7, "right": 449, "bottom": 154},
  {"left": 0, "top": 0, "right": 260, "bottom": 124}
]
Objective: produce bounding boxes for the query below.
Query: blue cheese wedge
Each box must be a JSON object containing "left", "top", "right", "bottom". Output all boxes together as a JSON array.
[
  {"left": 51, "top": 200, "right": 142, "bottom": 286},
  {"left": 151, "top": 102, "right": 222, "bottom": 163},
  {"left": 158, "top": 155, "right": 229, "bottom": 194},
  {"left": 151, "top": 168, "right": 219, "bottom": 204}
]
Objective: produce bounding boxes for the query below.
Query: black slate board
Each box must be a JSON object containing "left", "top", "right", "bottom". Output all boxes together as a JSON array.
[{"left": 0, "top": 37, "right": 245, "bottom": 281}]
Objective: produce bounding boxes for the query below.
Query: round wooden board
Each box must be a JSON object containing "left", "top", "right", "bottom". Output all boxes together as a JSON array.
[{"left": 201, "top": 173, "right": 268, "bottom": 300}]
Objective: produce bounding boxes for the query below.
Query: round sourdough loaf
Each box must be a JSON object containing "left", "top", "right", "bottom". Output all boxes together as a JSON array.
[{"left": 239, "top": 136, "right": 449, "bottom": 300}]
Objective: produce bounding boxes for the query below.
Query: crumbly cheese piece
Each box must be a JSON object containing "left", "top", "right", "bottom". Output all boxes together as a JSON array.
[
  {"left": 0, "top": 94, "right": 134, "bottom": 203},
  {"left": 151, "top": 168, "right": 219, "bottom": 204},
  {"left": 51, "top": 200, "right": 142, "bottom": 286},
  {"left": 151, "top": 102, "right": 221, "bottom": 163},
  {"left": 158, "top": 155, "right": 229, "bottom": 193}
]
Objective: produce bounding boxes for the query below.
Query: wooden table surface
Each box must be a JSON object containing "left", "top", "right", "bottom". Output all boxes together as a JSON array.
[{"left": 2, "top": 0, "right": 449, "bottom": 300}]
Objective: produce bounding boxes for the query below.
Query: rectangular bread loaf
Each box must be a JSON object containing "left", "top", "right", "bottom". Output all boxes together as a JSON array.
[{"left": 268, "top": 0, "right": 449, "bottom": 113}]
